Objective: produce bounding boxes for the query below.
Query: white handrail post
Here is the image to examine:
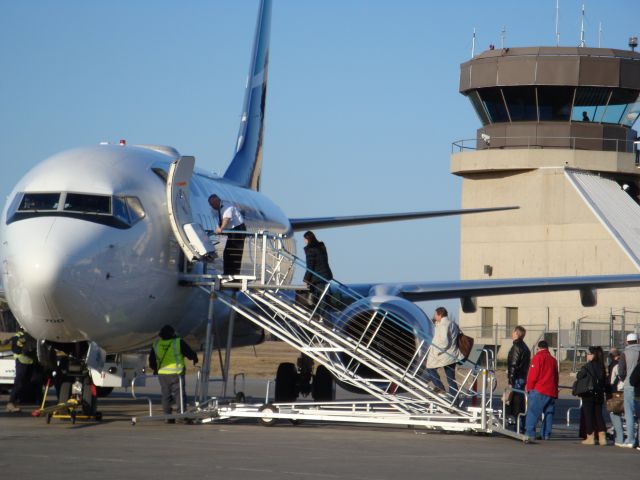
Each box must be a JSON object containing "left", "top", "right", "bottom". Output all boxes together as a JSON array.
[
  {"left": 481, "top": 368, "right": 487, "bottom": 431},
  {"left": 200, "top": 286, "right": 216, "bottom": 405},
  {"left": 261, "top": 232, "right": 267, "bottom": 284}
]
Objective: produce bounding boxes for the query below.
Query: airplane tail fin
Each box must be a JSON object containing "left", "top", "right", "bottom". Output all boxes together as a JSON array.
[{"left": 223, "top": 0, "right": 271, "bottom": 192}]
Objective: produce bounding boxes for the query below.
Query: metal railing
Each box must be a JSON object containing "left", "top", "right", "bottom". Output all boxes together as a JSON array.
[
  {"left": 212, "top": 232, "right": 497, "bottom": 418},
  {"left": 131, "top": 374, "right": 184, "bottom": 418},
  {"left": 452, "top": 136, "right": 638, "bottom": 154}
]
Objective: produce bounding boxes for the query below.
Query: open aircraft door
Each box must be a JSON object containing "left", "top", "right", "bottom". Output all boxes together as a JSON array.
[{"left": 166, "top": 156, "right": 216, "bottom": 262}]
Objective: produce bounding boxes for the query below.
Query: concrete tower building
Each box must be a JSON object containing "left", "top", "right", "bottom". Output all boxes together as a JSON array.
[{"left": 451, "top": 46, "right": 640, "bottom": 355}]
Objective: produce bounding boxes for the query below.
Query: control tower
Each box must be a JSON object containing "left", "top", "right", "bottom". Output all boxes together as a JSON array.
[{"left": 451, "top": 45, "right": 640, "bottom": 352}]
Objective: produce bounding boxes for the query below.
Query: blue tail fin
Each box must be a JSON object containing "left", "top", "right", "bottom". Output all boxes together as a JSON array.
[{"left": 223, "top": 0, "right": 271, "bottom": 191}]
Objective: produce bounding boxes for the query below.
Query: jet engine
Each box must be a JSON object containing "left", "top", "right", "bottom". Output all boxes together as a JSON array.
[{"left": 333, "top": 295, "right": 434, "bottom": 386}]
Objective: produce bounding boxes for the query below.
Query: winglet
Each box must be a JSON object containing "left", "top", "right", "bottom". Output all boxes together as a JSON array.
[{"left": 223, "top": 0, "right": 272, "bottom": 191}]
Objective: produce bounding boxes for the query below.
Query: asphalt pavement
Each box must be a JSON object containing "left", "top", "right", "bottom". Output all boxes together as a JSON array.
[{"left": 1, "top": 380, "right": 639, "bottom": 479}]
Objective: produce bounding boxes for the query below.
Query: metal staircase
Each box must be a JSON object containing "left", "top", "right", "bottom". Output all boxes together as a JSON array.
[{"left": 179, "top": 232, "right": 523, "bottom": 439}]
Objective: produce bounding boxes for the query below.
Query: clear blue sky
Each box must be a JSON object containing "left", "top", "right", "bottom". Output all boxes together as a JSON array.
[{"left": 1, "top": 1, "right": 637, "bottom": 316}]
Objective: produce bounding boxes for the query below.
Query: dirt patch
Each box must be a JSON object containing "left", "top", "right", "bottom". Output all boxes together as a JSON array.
[{"left": 187, "top": 340, "right": 301, "bottom": 379}]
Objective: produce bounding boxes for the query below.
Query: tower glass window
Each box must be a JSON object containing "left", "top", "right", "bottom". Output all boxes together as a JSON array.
[
  {"left": 571, "top": 87, "right": 610, "bottom": 123},
  {"left": 478, "top": 88, "right": 509, "bottom": 123},
  {"left": 502, "top": 87, "right": 537, "bottom": 121},
  {"left": 603, "top": 89, "right": 640, "bottom": 125},
  {"left": 538, "top": 86, "right": 573, "bottom": 121},
  {"left": 468, "top": 90, "right": 491, "bottom": 125},
  {"left": 621, "top": 96, "right": 640, "bottom": 127}
]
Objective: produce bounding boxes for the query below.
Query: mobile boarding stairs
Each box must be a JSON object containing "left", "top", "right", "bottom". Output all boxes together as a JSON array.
[{"left": 139, "top": 227, "right": 524, "bottom": 442}]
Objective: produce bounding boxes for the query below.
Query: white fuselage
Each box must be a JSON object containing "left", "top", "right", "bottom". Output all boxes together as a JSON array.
[{"left": 0, "top": 144, "right": 293, "bottom": 351}]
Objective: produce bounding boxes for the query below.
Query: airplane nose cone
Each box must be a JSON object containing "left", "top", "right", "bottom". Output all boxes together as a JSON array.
[{"left": 3, "top": 218, "right": 99, "bottom": 341}]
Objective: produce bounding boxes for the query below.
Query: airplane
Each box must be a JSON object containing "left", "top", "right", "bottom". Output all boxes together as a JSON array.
[{"left": 2, "top": 0, "right": 640, "bottom": 398}]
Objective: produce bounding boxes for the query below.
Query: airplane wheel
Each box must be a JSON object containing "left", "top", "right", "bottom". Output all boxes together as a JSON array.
[
  {"left": 275, "top": 363, "right": 298, "bottom": 403},
  {"left": 57, "top": 381, "right": 71, "bottom": 403},
  {"left": 258, "top": 403, "right": 278, "bottom": 427},
  {"left": 312, "top": 365, "right": 334, "bottom": 402},
  {"left": 234, "top": 391, "right": 246, "bottom": 403}
]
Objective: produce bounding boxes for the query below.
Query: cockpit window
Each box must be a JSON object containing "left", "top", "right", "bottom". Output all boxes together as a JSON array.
[
  {"left": 125, "top": 197, "right": 145, "bottom": 223},
  {"left": 7, "top": 192, "right": 146, "bottom": 229},
  {"left": 18, "top": 193, "right": 60, "bottom": 211},
  {"left": 64, "top": 193, "right": 111, "bottom": 214},
  {"left": 112, "top": 197, "right": 130, "bottom": 224},
  {"left": 112, "top": 196, "right": 145, "bottom": 226}
]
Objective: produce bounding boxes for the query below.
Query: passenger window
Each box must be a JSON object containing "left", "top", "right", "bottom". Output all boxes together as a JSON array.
[{"left": 18, "top": 193, "right": 60, "bottom": 211}]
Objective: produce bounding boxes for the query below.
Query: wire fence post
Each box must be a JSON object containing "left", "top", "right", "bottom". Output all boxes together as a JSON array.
[
  {"left": 557, "top": 316, "right": 561, "bottom": 372},
  {"left": 493, "top": 322, "right": 498, "bottom": 362}
]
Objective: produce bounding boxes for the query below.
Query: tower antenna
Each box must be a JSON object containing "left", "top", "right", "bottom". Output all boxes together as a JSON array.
[
  {"left": 500, "top": 26, "right": 506, "bottom": 49},
  {"left": 598, "top": 22, "right": 602, "bottom": 48},
  {"left": 579, "top": 4, "right": 586, "bottom": 47},
  {"left": 555, "top": 0, "right": 560, "bottom": 46},
  {"left": 471, "top": 28, "right": 476, "bottom": 58}
]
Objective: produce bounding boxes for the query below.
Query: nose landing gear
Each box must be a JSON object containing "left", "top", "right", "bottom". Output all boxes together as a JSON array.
[{"left": 41, "top": 347, "right": 102, "bottom": 424}]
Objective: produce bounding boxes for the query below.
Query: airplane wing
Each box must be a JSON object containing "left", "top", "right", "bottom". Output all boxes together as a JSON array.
[
  {"left": 289, "top": 206, "right": 518, "bottom": 231},
  {"left": 359, "top": 274, "right": 640, "bottom": 312}
]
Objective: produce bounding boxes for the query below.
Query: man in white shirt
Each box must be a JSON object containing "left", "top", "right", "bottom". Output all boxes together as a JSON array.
[{"left": 208, "top": 194, "right": 246, "bottom": 275}]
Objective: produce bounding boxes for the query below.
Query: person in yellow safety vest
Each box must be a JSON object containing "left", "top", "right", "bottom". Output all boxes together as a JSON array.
[
  {"left": 6, "top": 327, "right": 37, "bottom": 413},
  {"left": 148, "top": 325, "right": 198, "bottom": 422}
]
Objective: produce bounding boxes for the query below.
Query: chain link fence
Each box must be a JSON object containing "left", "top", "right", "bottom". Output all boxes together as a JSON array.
[{"left": 461, "top": 308, "right": 640, "bottom": 371}]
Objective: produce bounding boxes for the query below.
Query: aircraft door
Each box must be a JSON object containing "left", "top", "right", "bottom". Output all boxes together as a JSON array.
[{"left": 166, "top": 156, "right": 216, "bottom": 262}]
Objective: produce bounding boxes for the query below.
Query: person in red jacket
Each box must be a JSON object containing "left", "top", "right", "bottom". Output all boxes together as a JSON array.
[{"left": 525, "top": 340, "right": 559, "bottom": 440}]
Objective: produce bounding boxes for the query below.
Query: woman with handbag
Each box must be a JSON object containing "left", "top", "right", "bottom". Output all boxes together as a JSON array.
[
  {"left": 576, "top": 346, "right": 608, "bottom": 446},
  {"left": 607, "top": 348, "right": 626, "bottom": 446}
]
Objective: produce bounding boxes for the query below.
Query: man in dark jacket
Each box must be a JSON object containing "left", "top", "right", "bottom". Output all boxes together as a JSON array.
[
  {"left": 6, "top": 327, "right": 38, "bottom": 413},
  {"left": 618, "top": 333, "right": 640, "bottom": 447},
  {"left": 302, "top": 231, "right": 333, "bottom": 314},
  {"left": 506, "top": 326, "right": 530, "bottom": 429}
]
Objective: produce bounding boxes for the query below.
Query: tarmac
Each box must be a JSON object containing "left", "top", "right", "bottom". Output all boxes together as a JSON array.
[{"left": 1, "top": 378, "right": 640, "bottom": 479}]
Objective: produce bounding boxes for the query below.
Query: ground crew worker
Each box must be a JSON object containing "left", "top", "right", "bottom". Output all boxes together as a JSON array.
[
  {"left": 6, "top": 327, "right": 37, "bottom": 413},
  {"left": 148, "top": 325, "right": 198, "bottom": 422}
]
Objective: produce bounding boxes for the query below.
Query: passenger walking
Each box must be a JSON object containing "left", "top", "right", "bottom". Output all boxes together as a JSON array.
[
  {"left": 525, "top": 340, "right": 558, "bottom": 440},
  {"left": 425, "top": 307, "right": 463, "bottom": 397},
  {"left": 618, "top": 333, "right": 640, "bottom": 447},
  {"left": 149, "top": 325, "right": 198, "bottom": 422},
  {"left": 576, "top": 346, "right": 608, "bottom": 445},
  {"left": 302, "top": 231, "right": 333, "bottom": 312},
  {"left": 607, "top": 347, "right": 625, "bottom": 446},
  {"left": 6, "top": 327, "right": 37, "bottom": 413},
  {"left": 506, "top": 326, "right": 530, "bottom": 430},
  {"left": 208, "top": 194, "right": 247, "bottom": 276}
]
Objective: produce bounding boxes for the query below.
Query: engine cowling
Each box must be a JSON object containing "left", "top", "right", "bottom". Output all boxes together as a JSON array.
[{"left": 333, "top": 295, "right": 433, "bottom": 388}]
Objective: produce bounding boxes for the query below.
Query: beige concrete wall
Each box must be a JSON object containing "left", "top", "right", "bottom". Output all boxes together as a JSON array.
[
  {"left": 452, "top": 150, "right": 640, "bottom": 356},
  {"left": 451, "top": 149, "right": 638, "bottom": 176}
]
